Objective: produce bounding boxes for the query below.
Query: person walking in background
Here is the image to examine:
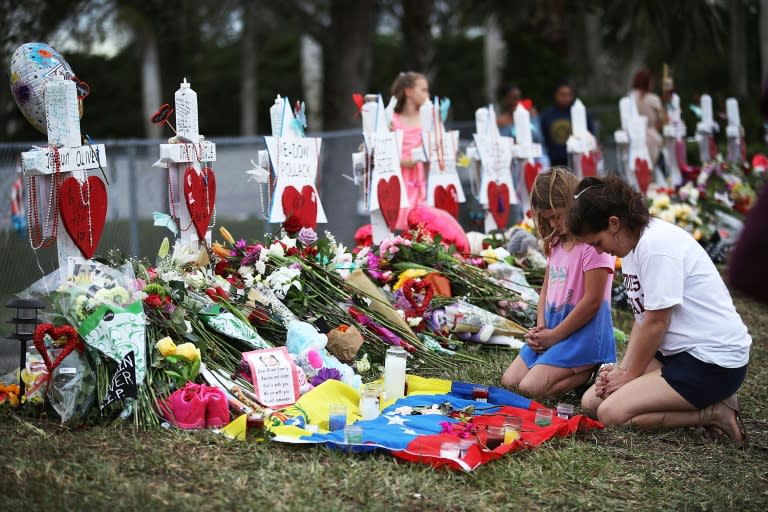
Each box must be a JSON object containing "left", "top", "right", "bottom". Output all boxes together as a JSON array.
[
  {"left": 539, "top": 81, "right": 594, "bottom": 167},
  {"left": 501, "top": 167, "right": 616, "bottom": 399},
  {"left": 630, "top": 68, "right": 664, "bottom": 168},
  {"left": 390, "top": 71, "right": 429, "bottom": 230},
  {"left": 496, "top": 83, "right": 542, "bottom": 144}
]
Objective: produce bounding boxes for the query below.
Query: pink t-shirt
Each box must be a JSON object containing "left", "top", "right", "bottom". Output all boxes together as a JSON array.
[
  {"left": 392, "top": 112, "right": 425, "bottom": 229},
  {"left": 546, "top": 242, "right": 614, "bottom": 308}
]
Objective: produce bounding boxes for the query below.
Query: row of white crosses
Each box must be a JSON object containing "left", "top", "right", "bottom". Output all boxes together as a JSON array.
[
  {"left": 153, "top": 79, "right": 217, "bottom": 248},
  {"left": 22, "top": 78, "right": 108, "bottom": 271}
]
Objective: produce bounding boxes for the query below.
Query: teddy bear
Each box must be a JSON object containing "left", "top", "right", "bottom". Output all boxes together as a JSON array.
[{"left": 285, "top": 320, "right": 362, "bottom": 389}]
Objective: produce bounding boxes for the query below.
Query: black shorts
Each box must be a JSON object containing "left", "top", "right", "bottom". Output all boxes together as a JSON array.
[{"left": 655, "top": 351, "right": 747, "bottom": 410}]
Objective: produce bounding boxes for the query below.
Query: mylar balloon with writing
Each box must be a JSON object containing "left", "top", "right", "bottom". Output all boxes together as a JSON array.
[{"left": 9, "top": 42, "right": 79, "bottom": 134}]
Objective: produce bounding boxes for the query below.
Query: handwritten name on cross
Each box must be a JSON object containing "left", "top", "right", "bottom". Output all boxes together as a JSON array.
[
  {"left": 470, "top": 105, "right": 516, "bottom": 232},
  {"left": 420, "top": 97, "right": 465, "bottom": 219},
  {"left": 351, "top": 94, "right": 408, "bottom": 243},
  {"left": 21, "top": 78, "right": 108, "bottom": 270},
  {"left": 154, "top": 79, "right": 217, "bottom": 246}
]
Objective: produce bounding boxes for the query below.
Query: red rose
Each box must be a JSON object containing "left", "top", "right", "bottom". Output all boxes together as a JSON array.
[{"left": 144, "top": 293, "right": 163, "bottom": 309}]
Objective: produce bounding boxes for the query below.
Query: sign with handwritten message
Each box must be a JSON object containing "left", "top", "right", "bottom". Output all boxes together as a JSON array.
[
  {"left": 100, "top": 351, "right": 137, "bottom": 409},
  {"left": 244, "top": 347, "right": 300, "bottom": 408}
]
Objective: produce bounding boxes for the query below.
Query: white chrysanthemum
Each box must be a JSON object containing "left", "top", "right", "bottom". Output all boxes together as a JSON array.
[{"left": 268, "top": 242, "right": 285, "bottom": 257}]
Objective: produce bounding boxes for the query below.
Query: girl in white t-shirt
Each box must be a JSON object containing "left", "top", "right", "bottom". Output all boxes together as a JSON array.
[
  {"left": 568, "top": 176, "right": 750, "bottom": 447},
  {"left": 501, "top": 168, "right": 617, "bottom": 399}
]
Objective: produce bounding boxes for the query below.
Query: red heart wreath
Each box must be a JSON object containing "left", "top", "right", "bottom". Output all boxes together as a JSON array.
[
  {"left": 33, "top": 323, "right": 85, "bottom": 373},
  {"left": 401, "top": 278, "right": 434, "bottom": 318}
]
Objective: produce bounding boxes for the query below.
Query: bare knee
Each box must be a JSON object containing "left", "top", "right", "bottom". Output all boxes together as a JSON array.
[
  {"left": 580, "top": 385, "right": 601, "bottom": 416},
  {"left": 596, "top": 401, "right": 630, "bottom": 426},
  {"left": 517, "top": 379, "right": 549, "bottom": 401}
]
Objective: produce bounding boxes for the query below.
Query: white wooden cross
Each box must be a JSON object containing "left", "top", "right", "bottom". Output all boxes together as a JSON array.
[
  {"left": 419, "top": 97, "right": 465, "bottom": 219},
  {"left": 510, "top": 104, "right": 542, "bottom": 216},
  {"left": 613, "top": 96, "right": 632, "bottom": 182},
  {"left": 154, "top": 79, "right": 217, "bottom": 247},
  {"left": 468, "top": 105, "right": 517, "bottom": 233},
  {"left": 249, "top": 95, "right": 326, "bottom": 231},
  {"left": 661, "top": 92, "right": 686, "bottom": 186},
  {"left": 21, "top": 78, "right": 108, "bottom": 271},
  {"left": 565, "top": 98, "right": 599, "bottom": 180},
  {"left": 696, "top": 94, "right": 718, "bottom": 164},
  {"left": 725, "top": 97, "right": 744, "bottom": 164},
  {"left": 351, "top": 94, "right": 408, "bottom": 243}
]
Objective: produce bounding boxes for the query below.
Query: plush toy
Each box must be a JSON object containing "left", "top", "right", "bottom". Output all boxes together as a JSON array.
[{"left": 285, "top": 320, "right": 362, "bottom": 389}]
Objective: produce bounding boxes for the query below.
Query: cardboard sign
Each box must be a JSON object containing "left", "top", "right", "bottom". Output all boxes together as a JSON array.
[
  {"left": 244, "top": 347, "right": 300, "bottom": 408},
  {"left": 101, "top": 350, "right": 137, "bottom": 408}
]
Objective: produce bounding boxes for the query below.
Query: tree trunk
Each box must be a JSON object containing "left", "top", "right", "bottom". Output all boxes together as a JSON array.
[
  {"left": 321, "top": 0, "right": 375, "bottom": 130},
  {"left": 301, "top": 35, "right": 323, "bottom": 131},
  {"left": 483, "top": 15, "right": 505, "bottom": 105},
  {"left": 401, "top": 0, "right": 435, "bottom": 78},
  {"left": 761, "top": 0, "right": 768, "bottom": 86},
  {"left": 140, "top": 23, "right": 162, "bottom": 139},
  {"left": 729, "top": 0, "right": 748, "bottom": 98},
  {"left": 240, "top": 1, "right": 258, "bottom": 135}
]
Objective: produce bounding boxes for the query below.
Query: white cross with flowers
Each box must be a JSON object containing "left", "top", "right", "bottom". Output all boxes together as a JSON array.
[{"left": 21, "top": 78, "right": 108, "bottom": 270}]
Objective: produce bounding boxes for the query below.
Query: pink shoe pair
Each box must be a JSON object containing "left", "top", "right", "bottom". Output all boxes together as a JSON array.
[{"left": 159, "top": 382, "right": 230, "bottom": 429}]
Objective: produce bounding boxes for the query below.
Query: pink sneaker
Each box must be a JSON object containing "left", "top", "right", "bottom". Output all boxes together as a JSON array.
[
  {"left": 158, "top": 382, "right": 206, "bottom": 429},
  {"left": 202, "top": 384, "right": 231, "bottom": 428}
]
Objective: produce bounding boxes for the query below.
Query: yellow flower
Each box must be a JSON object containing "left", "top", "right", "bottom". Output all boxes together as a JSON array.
[
  {"left": 155, "top": 336, "right": 177, "bottom": 357},
  {"left": 652, "top": 195, "right": 671, "bottom": 210},
  {"left": 175, "top": 342, "right": 201, "bottom": 362},
  {"left": 693, "top": 229, "right": 703, "bottom": 241},
  {"left": 392, "top": 269, "right": 429, "bottom": 291},
  {"left": 219, "top": 226, "right": 235, "bottom": 245}
]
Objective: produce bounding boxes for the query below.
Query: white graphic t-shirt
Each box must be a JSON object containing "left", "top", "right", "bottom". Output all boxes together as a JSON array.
[{"left": 621, "top": 218, "right": 750, "bottom": 367}]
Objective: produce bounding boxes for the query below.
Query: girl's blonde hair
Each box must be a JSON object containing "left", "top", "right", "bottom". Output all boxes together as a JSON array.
[
  {"left": 529, "top": 166, "right": 579, "bottom": 255},
  {"left": 391, "top": 71, "right": 427, "bottom": 113}
]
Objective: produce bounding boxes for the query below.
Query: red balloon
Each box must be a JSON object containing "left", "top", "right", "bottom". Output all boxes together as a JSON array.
[{"left": 407, "top": 206, "right": 469, "bottom": 254}]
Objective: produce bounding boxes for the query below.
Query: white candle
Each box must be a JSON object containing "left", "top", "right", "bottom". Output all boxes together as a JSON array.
[
  {"left": 513, "top": 104, "right": 531, "bottom": 145},
  {"left": 726, "top": 97, "right": 740, "bottom": 127},
  {"left": 571, "top": 98, "right": 588, "bottom": 137},
  {"left": 619, "top": 97, "right": 632, "bottom": 132},
  {"left": 701, "top": 94, "right": 713, "bottom": 128}
]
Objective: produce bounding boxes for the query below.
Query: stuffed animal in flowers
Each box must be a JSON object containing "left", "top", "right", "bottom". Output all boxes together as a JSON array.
[{"left": 285, "top": 320, "right": 362, "bottom": 389}]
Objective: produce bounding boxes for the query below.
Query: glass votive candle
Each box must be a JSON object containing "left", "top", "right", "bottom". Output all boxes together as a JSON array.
[
  {"left": 535, "top": 407, "right": 554, "bottom": 426},
  {"left": 556, "top": 403, "right": 575, "bottom": 420},
  {"left": 328, "top": 404, "right": 347, "bottom": 431},
  {"left": 458, "top": 438, "right": 475, "bottom": 457},
  {"left": 472, "top": 385, "right": 489, "bottom": 402},
  {"left": 485, "top": 426, "right": 505, "bottom": 450},
  {"left": 440, "top": 441, "right": 461, "bottom": 458},
  {"left": 503, "top": 416, "right": 523, "bottom": 444},
  {"left": 359, "top": 383, "right": 381, "bottom": 420},
  {"left": 246, "top": 413, "right": 266, "bottom": 442},
  {"left": 344, "top": 424, "right": 363, "bottom": 444}
]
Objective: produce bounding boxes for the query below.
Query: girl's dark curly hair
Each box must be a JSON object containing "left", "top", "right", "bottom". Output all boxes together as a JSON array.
[{"left": 568, "top": 176, "right": 650, "bottom": 237}]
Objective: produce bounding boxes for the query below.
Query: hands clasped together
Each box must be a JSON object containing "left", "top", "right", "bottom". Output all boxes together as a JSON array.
[
  {"left": 525, "top": 326, "right": 558, "bottom": 353},
  {"left": 594, "top": 364, "right": 633, "bottom": 399}
]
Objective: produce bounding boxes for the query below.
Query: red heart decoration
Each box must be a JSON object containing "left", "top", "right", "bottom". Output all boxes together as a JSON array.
[
  {"left": 377, "top": 176, "right": 402, "bottom": 231},
  {"left": 524, "top": 161, "right": 542, "bottom": 193},
  {"left": 487, "top": 182, "right": 510, "bottom": 229},
  {"left": 184, "top": 166, "right": 216, "bottom": 240},
  {"left": 59, "top": 175, "right": 108, "bottom": 259},
  {"left": 581, "top": 153, "right": 597, "bottom": 177},
  {"left": 281, "top": 185, "right": 318, "bottom": 231},
  {"left": 402, "top": 278, "right": 434, "bottom": 317},
  {"left": 33, "top": 323, "right": 84, "bottom": 373},
  {"left": 635, "top": 158, "right": 651, "bottom": 194},
  {"left": 434, "top": 184, "right": 459, "bottom": 219}
]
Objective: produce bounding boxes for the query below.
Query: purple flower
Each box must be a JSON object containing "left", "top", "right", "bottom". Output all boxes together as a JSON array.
[
  {"left": 241, "top": 245, "right": 262, "bottom": 266},
  {"left": 235, "top": 239, "right": 247, "bottom": 250},
  {"left": 310, "top": 367, "right": 343, "bottom": 387},
  {"left": 298, "top": 227, "right": 318, "bottom": 245},
  {"left": 289, "top": 262, "right": 302, "bottom": 271}
]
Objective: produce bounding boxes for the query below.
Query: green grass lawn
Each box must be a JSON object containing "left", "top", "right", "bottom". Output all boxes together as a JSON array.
[{"left": 1, "top": 291, "right": 766, "bottom": 511}]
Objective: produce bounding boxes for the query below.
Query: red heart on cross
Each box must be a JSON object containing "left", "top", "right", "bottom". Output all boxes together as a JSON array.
[
  {"left": 581, "top": 153, "right": 597, "bottom": 177},
  {"left": 524, "top": 161, "right": 541, "bottom": 193},
  {"left": 487, "top": 182, "right": 510, "bottom": 229},
  {"left": 184, "top": 166, "right": 217, "bottom": 240},
  {"left": 33, "top": 323, "right": 84, "bottom": 373},
  {"left": 634, "top": 158, "right": 652, "bottom": 195},
  {"left": 434, "top": 184, "right": 459, "bottom": 219},
  {"left": 282, "top": 185, "right": 318, "bottom": 232},
  {"left": 377, "top": 176, "right": 402, "bottom": 231},
  {"left": 59, "top": 175, "right": 108, "bottom": 259}
]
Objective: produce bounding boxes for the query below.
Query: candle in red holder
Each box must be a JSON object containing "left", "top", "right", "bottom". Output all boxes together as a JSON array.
[
  {"left": 472, "top": 385, "right": 489, "bottom": 402},
  {"left": 247, "top": 413, "right": 266, "bottom": 442}
]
